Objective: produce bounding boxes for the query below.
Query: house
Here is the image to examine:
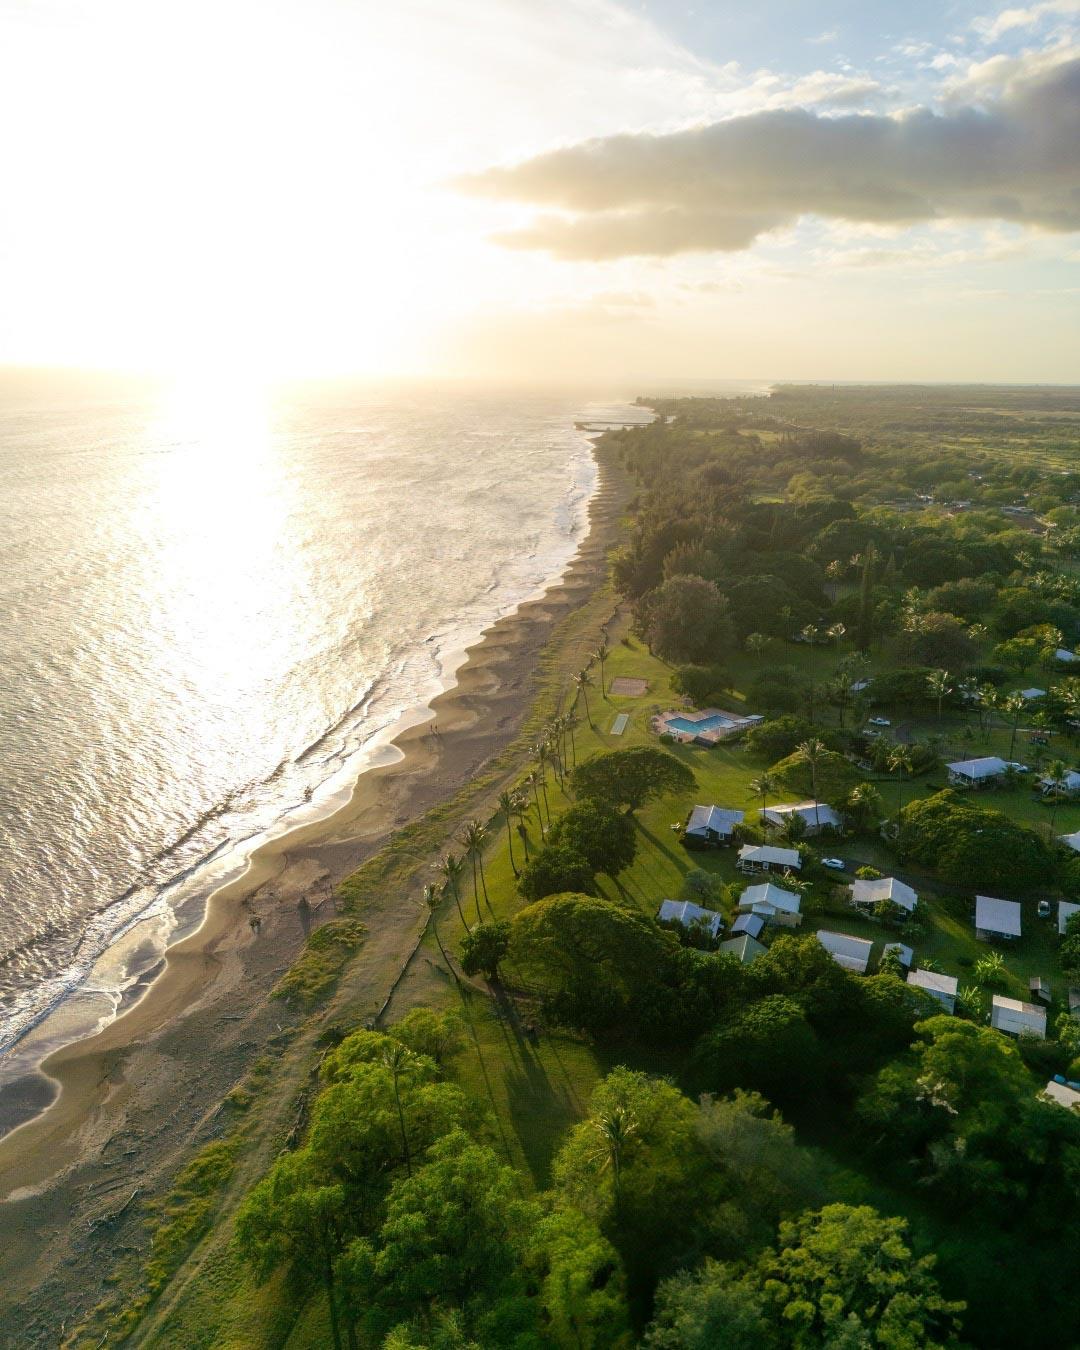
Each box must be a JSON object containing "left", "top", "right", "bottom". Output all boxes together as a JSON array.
[
  {"left": 1069, "top": 987, "right": 1080, "bottom": 1021},
  {"left": 1055, "top": 649, "right": 1078, "bottom": 664},
  {"left": 946, "top": 756, "right": 1009, "bottom": 788},
  {"left": 1020, "top": 687, "right": 1046, "bottom": 701},
  {"left": 1029, "top": 975, "right": 1052, "bottom": 1004},
  {"left": 991, "top": 995, "right": 1046, "bottom": 1038},
  {"left": 850, "top": 678, "right": 872, "bottom": 693},
  {"left": 817, "top": 929, "right": 874, "bottom": 974},
  {"left": 683, "top": 804, "right": 744, "bottom": 847},
  {"left": 1058, "top": 901, "right": 1080, "bottom": 936},
  {"left": 656, "top": 899, "right": 725, "bottom": 940},
  {"left": 975, "top": 895, "right": 1022, "bottom": 942},
  {"left": 1042, "top": 1079, "right": 1080, "bottom": 1110},
  {"left": 737, "top": 882, "right": 802, "bottom": 927},
  {"left": 1039, "top": 770, "right": 1080, "bottom": 796},
  {"left": 883, "top": 942, "right": 914, "bottom": 969},
  {"left": 737, "top": 843, "right": 802, "bottom": 875},
  {"left": 761, "top": 801, "right": 842, "bottom": 835},
  {"left": 731, "top": 911, "right": 766, "bottom": 939},
  {"left": 718, "top": 933, "right": 768, "bottom": 964},
  {"left": 1058, "top": 831, "right": 1080, "bottom": 853},
  {"left": 907, "top": 968, "right": 958, "bottom": 1012},
  {"left": 849, "top": 876, "right": 917, "bottom": 915}
]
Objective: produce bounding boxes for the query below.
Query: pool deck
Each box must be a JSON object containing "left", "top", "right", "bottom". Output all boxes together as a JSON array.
[{"left": 653, "top": 706, "right": 763, "bottom": 745}]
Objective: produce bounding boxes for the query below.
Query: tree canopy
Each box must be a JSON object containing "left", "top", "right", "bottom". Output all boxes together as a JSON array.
[{"left": 571, "top": 748, "right": 694, "bottom": 813}]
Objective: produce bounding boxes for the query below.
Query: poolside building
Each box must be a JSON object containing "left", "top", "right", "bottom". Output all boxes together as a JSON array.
[
  {"left": 817, "top": 929, "right": 873, "bottom": 973},
  {"left": 737, "top": 843, "right": 802, "bottom": 875},
  {"left": 656, "top": 899, "right": 725, "bottom": 941},
  {"left": 737, "top": 882, "right": 802, "bottom": 927},
  {"left": 655, "top": 708, "right": 763, "bottom": 745},
  {"left": 907, "top": 968, "right": 958, "bottom": 1012},
  {"left": 975, "top": 895, "right": 1022, "bottom": 942},
  {"left": 683, "top": 804, "right": 744, "bottom": 847},
  {"left": 760, "top": 801, "right": 841, "bottom": 835},
  {"left": 849, "top": 876, "right": 917, "bottom": 915},
  {"left": 946, "top": 756, "right": 1009, "bottom": 788},
  {"left": 991, "top": 995, "right": 1046, "bottom": 1038}
]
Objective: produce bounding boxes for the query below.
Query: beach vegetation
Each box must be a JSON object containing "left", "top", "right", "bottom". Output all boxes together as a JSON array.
[{"left": 272, "top": 918, "right": 366, "bottom": 1008}]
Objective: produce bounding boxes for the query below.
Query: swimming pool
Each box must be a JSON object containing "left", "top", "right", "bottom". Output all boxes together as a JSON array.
[{"left": 667, "top": 714, "right": 732, "bottom": 735}]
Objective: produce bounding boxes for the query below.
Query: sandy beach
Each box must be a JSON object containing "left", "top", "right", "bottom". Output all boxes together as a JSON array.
[{"left": 0, "top": 445, "right": 629, "bottom": 1343}]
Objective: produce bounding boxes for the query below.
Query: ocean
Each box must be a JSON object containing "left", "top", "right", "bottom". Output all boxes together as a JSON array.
[{"left": 0, "top": 375, "right": 654, "bottom": 1082}]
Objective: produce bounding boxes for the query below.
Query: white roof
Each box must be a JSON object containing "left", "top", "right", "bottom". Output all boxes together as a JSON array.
[
  {"left": 657, "top": 899, "right": 724, "bottom": 938},
  {"left": 907, "top": 968, "right": 958, "bottom": 998},
  {"left": 738, "top": 882, "right": 802, "bottom": 916},
  {"left": 883, "top": 942, "right": 914, "bottom": 968},
  {"left": 762, "top": 802, "right": 841, "bottom": 829},
  {"left": 849, "top": 876, "right": 917, "bottom": 913},
  {"left": 816, "top": 929, "right": 873, "bottom": 973},
  {"left": 975, "top": 895, "right": 1022, "bottom": 937},
  {"left": 1056, "top": 649, "right": 1078, "bottom": 663},
  {"left": 947, "top": 756, "right": 1008, "bottom": 780},
  {"left": 737, "top": 843, "right": 802, "bottom": 869},
  {"left": 717, "top": 933, "right": 767, "bottom": 964},
  {"left": 1059, "top": 831, "right": 1080, "bottom": 853},
  {"left": 1040, "top": 770, "right": 1080, "bottom": 792},
  {"left": 685, "top": 804, "right": 744, "bottom": 837},
  {"left": 850, "top": 678, "right": 872, "bottom": 692},
  {"left": 1059, "top": 901, "right": 1080, "bottom": 936},
  {"left": 1042, "top": 1080, "right": 1080, "bottom": 1109},
  {"left": 1020, "top": 688, "right": 1046, "bottom": 700},
  {"left": 991, "top": 995, "right": 1046, "bottom": 1037}
]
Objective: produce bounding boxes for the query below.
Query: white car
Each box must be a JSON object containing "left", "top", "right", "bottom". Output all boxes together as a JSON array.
[
  {"left": 821, "top": 857, "right": 845, "bottom": 870},
  {"left": 868, "top": 717, "right": 891, "bottom": 727}
]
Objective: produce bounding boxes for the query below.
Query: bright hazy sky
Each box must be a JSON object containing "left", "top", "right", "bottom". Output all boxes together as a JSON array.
[{"left": 2, "top": 0, "right": 1078, "bottom": 383}]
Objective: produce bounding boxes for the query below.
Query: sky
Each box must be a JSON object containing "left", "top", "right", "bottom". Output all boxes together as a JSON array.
[{"left": 1, "top": 0, "right": 1078, "bottom": 384}]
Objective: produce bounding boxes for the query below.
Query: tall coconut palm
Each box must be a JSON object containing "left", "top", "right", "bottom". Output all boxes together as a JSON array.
[
  {"left": 591, "top": 1106, "right": 637, "bottom": 1211},
  {"left": 423, "top": 882, "right": 458, "bottom": 983},
  {"left": 888, "top": 743, "right": 914, "bottom": 858},
  {"left": 564, "top": 705, "right": 578, "bottom": 768},
  {"left": 795, "top": 737, "right": 827, "bottom": 832},
  {"left": 1046, "top": 759, "right": 1069, "bottom": 830},
  {"left": 826, "top": 621, "right": 846, "bottom": 646},
  {"left": 439, "top": 852, "right": 470, "bottom": 932},
  {"left": 1003, "top": 691, "right": 1027, "bottom": 761},
  {"left": 534, "top": 741, "right": 553, "bottom": 825},
  {"left": 381, "top": 1042, "right": 415, "bottom": 1176},
  {"left": 847, "top": 781, "right": 884, "bottom": 834},
  {"left": 927, "top": 668, "right": 952, "bottom": 723},
  {"left": 745, "top": 631, "right": 770, "bottom": 663},
  {"left": 497, "top": 789, "right": 520, "bottom": 876},
  {"left": 461, "top": 819, "right": 491, "bottom": 923},
  {"left": 748, "top": 771, "right": 778, "bottom": 829},
  {"left": 574, "top": 667, "right": 594, "bottom": 728},
  {"left": 524, "top": 770, "right": 546, "bottom": 841},
  {"left": 594, "top": 638, "right": 610, "bottom": 699}
]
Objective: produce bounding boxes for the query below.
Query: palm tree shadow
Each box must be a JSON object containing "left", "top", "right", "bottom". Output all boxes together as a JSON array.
[{"left": 635, "top": 818, "right": 685, "bottom": 868}]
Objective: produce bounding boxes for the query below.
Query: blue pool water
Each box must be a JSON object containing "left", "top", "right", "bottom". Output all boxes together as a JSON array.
[{"left": 668, "top": 714, "right": 731, "bottom": 734}]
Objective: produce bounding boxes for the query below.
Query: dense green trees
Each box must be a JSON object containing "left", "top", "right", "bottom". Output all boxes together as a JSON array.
[
  {"left": 635, "top": 575, "right": 733, "bottom": 664},
  {"left": 459, "top": 921, "right": 511, "bottom": 981},
  {"left": 547, "top": 799, "right": 637, "bottom": 876},
  {"left": 900, "top": 790, "right": 1055, "bottom": 893},
  {"left": 517, "top": 843, "right": 597, "bottom": 902},
  {"left": 571, "top": 748, "right": 694, "bottom": 814}
]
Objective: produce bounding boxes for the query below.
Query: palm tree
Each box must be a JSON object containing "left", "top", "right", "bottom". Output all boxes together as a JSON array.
[
  {"left": 591, "top": 1106, "right": 637, "bottom": 1211},
  {"left": 748, "top": 771, "right": 778, "bottom": 829},
  {"left": 594, "top": 638, "right": 610, "bottom": 699},
  {"left": 888, "top": 744, "right": 914, "bottom": 858},
  {"left": 563, "top": 706, "right": 578, "bottom": 769},
  {"left": 1045, "top": 759, "right": 1069, "bottom": 830},
  {"left": 795, "top": 737, "right": 827, "bottom": 832},
  {"left": 927, "top": 668, "right": 952, "bottom": 723},
  {"left": 461, "top": 819, "right": 491, "bottom": 923},
  {"left": 524, "top": 770, "right": 546, "bottom": 841},
  {"left": 1003, "top": 691, "right": 1027, "bottom": 761},
  {"left": 439, "top": 852, "right": 470, "bottom": 932},
  {"left": 381, "top": 1042, "right": 414, "bottom": 1176},
  {"left": 497, "top": 789, "right": 520, "bottom": 876},
  {"left": 574, "top": 667, "right": 594, "bottom": 728},
  {"left": 423, "top": 882, "right": 458, "bottom": 983},
  {"left": 745, "top": 632, "right": 770, "bottom": 663},
  {"left": 847, "top": 781, "right": 883, "bottom": 834},
  {"left": 534, "top": 740, "right": 552, "bottom": 825},
  {"left": 826, "top": 621, "right": 846, "bottom": 646}
]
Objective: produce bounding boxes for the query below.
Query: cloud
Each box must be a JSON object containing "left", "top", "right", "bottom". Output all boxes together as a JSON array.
[
  {"left": 974, "top": 1, "right": 1080, "bottom": 40},
  {"left": 459, "top": 49, "right": 1080, "bottom": 259},
  {"left": 807, "top": 28, "right": 839, "bottom": 45}
]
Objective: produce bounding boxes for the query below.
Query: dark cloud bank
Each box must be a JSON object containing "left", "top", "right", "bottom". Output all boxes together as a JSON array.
[{"left": 459, "top": 55, "right": 1080, "bottom": 257}]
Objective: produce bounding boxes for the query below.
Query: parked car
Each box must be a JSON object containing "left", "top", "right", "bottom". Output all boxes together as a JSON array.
[
  {"left": 868, "top": 717, "right": 891, "bottom": 727},
  {"left": 822, "top": 857, "right": 846, "bottom": 870},
  {"left": 1005, "top": 761, "right": 1031, "bottom": 773},
  {"left": 1038, "top": 900, "right": 1052, "bottom": 919}
]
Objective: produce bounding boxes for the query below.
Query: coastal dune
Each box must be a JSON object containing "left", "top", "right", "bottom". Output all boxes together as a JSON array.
[{"left": 0, "top": 449, "right": 629, "bottom": 1342}]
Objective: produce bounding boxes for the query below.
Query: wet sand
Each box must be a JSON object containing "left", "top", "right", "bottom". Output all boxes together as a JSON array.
[{"left": 0, "top": 446, "right": 629, "bottom": 1342}]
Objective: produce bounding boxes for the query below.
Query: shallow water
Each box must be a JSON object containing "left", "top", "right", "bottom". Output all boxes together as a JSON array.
[{"left": 0, "top": 374, "right": 652, "bottom": 1075}]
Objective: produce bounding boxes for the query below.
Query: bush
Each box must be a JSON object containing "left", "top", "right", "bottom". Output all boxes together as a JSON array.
[
  {"left": 855, "top": 865, "right": 883, "bottom": 880},
  {"left": 745, "top": 715, "right": 816, "bottom": 762},
  {"left": 748, "top": 667, "right": 805, "bottom": 714},
  {"left": 272, "top": 919, "right": 366, "bottom": 1007},
  {"left": 518, "top": 843, "right": 596, "bottom": 902}
]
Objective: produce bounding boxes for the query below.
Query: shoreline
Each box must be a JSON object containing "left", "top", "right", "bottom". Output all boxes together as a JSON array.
[{"left": 0, "top": 436, "right": 630, "bottom": 1334}]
